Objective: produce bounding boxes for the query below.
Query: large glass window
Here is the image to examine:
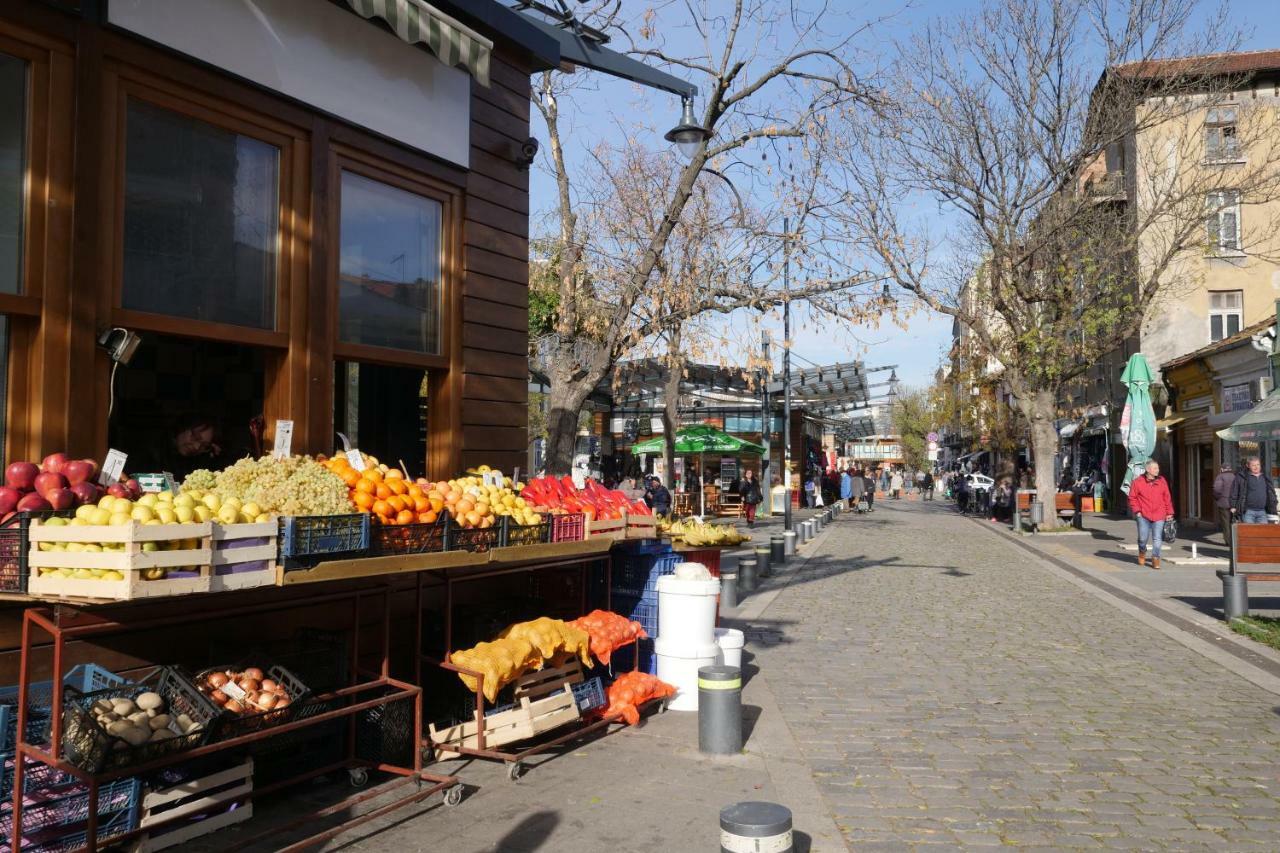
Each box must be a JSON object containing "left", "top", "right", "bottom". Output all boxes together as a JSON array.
[
  {"left": 122, "top": 99, "right": 279, "bottom": 328},
  {"left": 338, "top": 171, "right": 442, "bottom": 354},
  {"left": 0, "top": 53, "right": 26, "bottom": 295}
]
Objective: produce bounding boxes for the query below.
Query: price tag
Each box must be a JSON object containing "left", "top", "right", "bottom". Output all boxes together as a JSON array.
[
  {"left": 99, "top": 449, "right": 127, "bottom": 487},
  {"left": 135, "top": 473, "right": 167, "bottom": 493},
  {"left": 273, "top": 420, "right": 294, "bottom": 460},
  {"left": 482, "top": 471, "right": 504, "bottom": 488},
  {"left": 220, "top": 680, "right": 247, "bottom": 702},
  {"left": 163, "top": 472, "right": 177, "bottom": 494},
  {"left": 346, "top": 449, "right": 366, "bottom": 471}
]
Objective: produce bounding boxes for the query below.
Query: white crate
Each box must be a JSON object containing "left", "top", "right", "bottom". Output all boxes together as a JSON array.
[
  {"left": 210, "top": 521, "right": 278, "bottom": 592},
  {"left": 133, "top": 758, "right": 253, "bottom": 852},
  {"left": 27, "top": 519, "right": 212, "bottom": 600}
]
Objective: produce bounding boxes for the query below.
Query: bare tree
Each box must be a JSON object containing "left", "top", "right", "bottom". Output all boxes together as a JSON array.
[
  {"left": 831, "top": 0, "right": 1280, "bottom": 525},
  {"left": 529, "top": 0, "right": 887, "bottom": 475}
]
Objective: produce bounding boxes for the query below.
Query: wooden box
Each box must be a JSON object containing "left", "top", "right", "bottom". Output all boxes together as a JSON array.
[
  {"left": 133, "top": 758, "right": 254, "bottom": 851},
  {"left": 429, "top": 662, "right": 584, "bottom": 750},
  {"left": 27, "top": 519, "right": 213, "bottom": 600},
  {"left": 586, "top": 516, "right": 626, "bottom": 541},
  {"left": 210, "top": 521, "right": 278, "bottom": 592},
  {"left": 624, "top": 511, "right": 659, "bottom": 540}
]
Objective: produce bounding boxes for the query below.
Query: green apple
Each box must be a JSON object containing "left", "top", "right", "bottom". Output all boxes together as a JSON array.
[
  {"left": 88, "top": 508, "right": 111, "bottom": 526},
  {"left": 217, "top": 505, "right": 240, "bottom": 525},
  {"left": 202, "top": 494, "right": 221, "bottom": 512},
  {"left": 173, "top": 494, "right": 196, "bottom": 509},
  {"left": 110, "top": 497, "right": 132, "bottom": 514},
  {"left": 130, "top": 505, "right": 156, "bottom": 523},
  {"left": 157, "top": 490, "right": 174, "bottom": 503},
  {"left": 193, "top": 506, "right": 213, "bottom": 523},
  {"left": 72, "top": 569, "right": 93, "bottom": 580},
  {"left": 155, "top": 507, "right": 177, "bottom": 524},
  {"left": 45, "top": 517, "right": 67, "bottom": 527},
  {"left": 174, "top": 505, "right": 195, "bottom": 523},
  {"left": 108, "top": 512, "right": 132, "bottom": 526},
  {"left": 141, "top": 541, "right": 158, "bottom": 552},
  {"left": 138, "top": 494, "right": 158, "bottom": 509}
]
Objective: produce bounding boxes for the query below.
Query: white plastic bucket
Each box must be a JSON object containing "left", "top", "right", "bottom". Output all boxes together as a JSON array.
[
  {"left": 655, "top": 637, "right": 720, "bottom": 712},
  {"left": 656, "top": 574, "right": 721, "bottom": 648},
  {"left": 714, "top": 627, "right": 745, "bottom": 669}
]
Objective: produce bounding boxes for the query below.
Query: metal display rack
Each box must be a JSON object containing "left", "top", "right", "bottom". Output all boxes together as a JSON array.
[{"left": 10, "top": 586, "right": 461, "bottom": 852}]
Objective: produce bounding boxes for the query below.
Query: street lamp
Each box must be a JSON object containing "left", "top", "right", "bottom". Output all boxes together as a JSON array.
[{"left": 665, "top": 97, "right": 710, "bottom": 160}]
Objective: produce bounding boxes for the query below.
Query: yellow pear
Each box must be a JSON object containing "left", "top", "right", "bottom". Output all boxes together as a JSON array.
[
  {"left": 174, "top": 506, "right": 195, "bottom": 523},
  {"left": 155, "top": 507, "right": 178, "bottom": 524},
  {"left": 130, "top": 505, "right": 156, "bottom": 523},
  {"left": 202, "top": 494, "right": 222, "bottom": 512}
]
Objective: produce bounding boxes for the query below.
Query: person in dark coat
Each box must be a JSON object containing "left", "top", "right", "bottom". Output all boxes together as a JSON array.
[
  {"left": 1212, "top": 462, "right": 1236, "bottom": 547},
  {"left": 645, "top": 475, "right": 672, "bottom": 517},
  {"left": 740, "top": 469, "right": 763, "bottom": 527},
  {"left": 1230, "top": 456, "right": 1277, "bottom": 525}
]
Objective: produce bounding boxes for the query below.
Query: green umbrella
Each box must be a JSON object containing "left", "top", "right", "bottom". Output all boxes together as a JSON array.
[
  {"left": 631, "top": 424, "right": 764, "bottom": 517},
  {"left": 1119, "top": 354, "right": 1156, "bottom": 495}
]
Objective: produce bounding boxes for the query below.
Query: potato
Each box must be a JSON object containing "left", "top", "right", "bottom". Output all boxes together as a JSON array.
[
  {"left": 135, "top": 692, "right": 164, "bottom": 712},
  {"left": 127, "top": 711, "right": 151, "bottom": 726},
  {"left": 93, "top": 699, "right": 114, "bottom": 714},
  {"left": 175, "top": 713, "right": 194, "bottom": 731},
  {"left": 111, "top": 699, "right": 136, "bottom": 717},
  {"left": 148, "top": 713, "right": 172, "bottom": 731},
  {"left": 99, "top": 712, "right": 122, "bottom": 724},
  {"left": 150, "top": 728, "right": 177, "bottom": 741},
  {"left": 185, "top": 721, "right": 204, "bottom": 735},
  {"left": 119, "top": 724, "right": 150, "bottom": 746}
]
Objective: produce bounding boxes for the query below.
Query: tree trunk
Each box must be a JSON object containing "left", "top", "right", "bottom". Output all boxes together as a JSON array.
[
  {"left": 662, "top": 329, "right": 682, "bottom": 502},
  {"left": 543, "top": 378, "right": 593, "bottom": 477},
  {"left": 1023, "top": 389, "right": 1063, "bottom": 531}
]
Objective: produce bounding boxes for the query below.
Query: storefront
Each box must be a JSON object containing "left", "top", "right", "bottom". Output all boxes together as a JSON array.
[{"left": 0, "top": 0, "right": 553, "bottom": 480}]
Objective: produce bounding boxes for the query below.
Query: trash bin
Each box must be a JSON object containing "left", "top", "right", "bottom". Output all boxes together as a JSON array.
[
  {"left": 1030, "top": 500, "right": 1045, "bottom": 525},
  {"left": 1222, "top": 573, "right": 1249, "bottom": 620}
]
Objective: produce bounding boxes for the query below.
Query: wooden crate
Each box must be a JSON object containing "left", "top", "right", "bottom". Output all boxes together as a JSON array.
[
  {"left": 27, "top": 519, "right": 212, "bottom": 600},
  {"left": 429, "top": 661, "right": 584, "bottom": 750},
  {"left": 210, "top": 521, "right": 277, "bottom": 592},
  {"left": 624, "top": 510, "right": 658, "bottom": 540},
  {"left": 133, "top": 758, "right": 253, "bottom": 851},
  {"left": 586, "top": 516, "right": 626, "bottom": 541}
]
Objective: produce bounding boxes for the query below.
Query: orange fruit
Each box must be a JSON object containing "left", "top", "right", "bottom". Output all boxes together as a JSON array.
[
  {"left": 444, "top": 490, "right": 460, "bottom": 503},
  {"left": 386, "top": 495, "right": 406, "bottom": 513},
  {"left": 372, "top": 500, "right": 391, "bottom": 518},
  {"left": 356, "top": 479, "right": 376, "bottom": 495},
  {"left": 419, "top": 510, "right": 438, "bottom": 524},
  {"left": 375, "top": 483, "right": 392, "bottom": 500},
  {"left": 395, "top": 509, "right": 415, "bottom": 525},
  {"left": 387, "top": 479, "right": 407, "bottom": 496},
  {"left": 412, "top": 495, "right": 430, "bottom": 513},
  {"left": 353, "top": 492, "right": 374, "bottom": 510},
  {"left": 341, "top": 469, "right": 361, "bottom": 488},
  {"left": 456, "top": 499, "right": 474, "bottom": 515},
  {"left": 465, "top": 510, "right": 481, "bottom": 527},
  {"left": 386, "top": 469, "right": 403, "bottom": 480},
  {"left": 363, "top": 469, "right": 383, "bottom": 483},
  {"left": 407, "top": 485, "right": 424, "bottom": 499},
  {"left": 429, "top": 497, "right": 445, "bottom": 513}
]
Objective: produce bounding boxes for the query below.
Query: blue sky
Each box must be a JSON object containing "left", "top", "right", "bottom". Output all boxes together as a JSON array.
[{"left": 527, "top": 0, "right": 1280, "bottom": 392}]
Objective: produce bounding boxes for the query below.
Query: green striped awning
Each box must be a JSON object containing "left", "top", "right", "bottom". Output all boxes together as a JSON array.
[{"left": 346, "top": 0, "right": 492, "bottom": 87}]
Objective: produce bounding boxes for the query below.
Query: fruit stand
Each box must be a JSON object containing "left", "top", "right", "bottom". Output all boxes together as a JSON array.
[{"left": 0, "top": 450, "right": 686, "bottom": 850}]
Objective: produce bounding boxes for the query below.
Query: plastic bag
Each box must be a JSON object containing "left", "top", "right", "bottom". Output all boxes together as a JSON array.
[
  {"left": 598, "top": 671, "right": 676, "bottom": 726},
  {"left": 450, "top": 637, "right": 542, "bottom": 703},
  {"left": 499, "top": 617, "right": 593, "bottom": 668},
  {"left": 568, "top": 610, "right": 648, "bottom": 665}
]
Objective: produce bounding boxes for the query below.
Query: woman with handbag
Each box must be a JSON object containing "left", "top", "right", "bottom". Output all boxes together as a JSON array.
[
  {"left": 1128, "top": 459, "right": 1175, "bottom": 570},
  {"left": 741, "top": 469, "right": 763, "bottom": 528}
]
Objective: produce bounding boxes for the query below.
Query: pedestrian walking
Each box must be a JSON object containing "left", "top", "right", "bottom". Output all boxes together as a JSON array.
[
  {"left": 890, "top": 469, "right": 904, "bottom": 500},
  {"left": 922, "top": 471, "right": 934, "bottom": 501},
  {"left": 839, "top": 468, "right": 853, "bottom": 507},
  {"left": 740, "top": 469, "right": 763, "bottom": 528},
  {"left": 1212, "top": 462, "right": 1235, "bottom": 547},
  {"left": 849, "top": 468, "right": 867, "bottom": 511},
  {"left": 803, "top": 475, "right": 816, "bottom": 509},
  {"left": 1230, "top": 455, "right": 1276, "bottom": 525},
  {"left": 1129, "top": 460, "right": 1174, "bottom": 570},
  {"left": 880, "top": 467, "right": 890, "bottom": 493},
  {"left": 862, "top": 470, "right": 876, "bottom": 512}
]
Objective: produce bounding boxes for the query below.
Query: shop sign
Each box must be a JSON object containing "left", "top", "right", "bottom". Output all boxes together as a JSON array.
[
  {"left": 99, "top": 449, "right": 127, "bottom": 487},
  {"left": 1222, "top": 383, "right": 1253, "bottom": 414}
]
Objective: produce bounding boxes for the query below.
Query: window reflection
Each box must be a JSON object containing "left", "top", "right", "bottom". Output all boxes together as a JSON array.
[{"left": 0, "top": 53, "right": 26, "bottom": 295}]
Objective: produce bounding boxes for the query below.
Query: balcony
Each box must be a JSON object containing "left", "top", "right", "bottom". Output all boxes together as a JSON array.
[{"left": 1084, "top": 170, "right": 1125, "bottom": 202}]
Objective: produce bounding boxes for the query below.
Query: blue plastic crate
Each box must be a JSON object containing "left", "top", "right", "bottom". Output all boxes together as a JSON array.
[
  {"left": 609, "top": 593, "right": 658, "bottom": 638},
  {"left": 279, "top": 514, "right": 370, "bottom": 560},
  {"left": 0, "top": 664, "right": 126, "bottom": 754},
  {"left": 0, "top": 774, "right": 140, "bottom": 851},
  {"left": 611, "top": 547, "right": 682, "bottom": 599},
  {"left": 0, "top": 752, "right": 77, "bottom": 801},
  {"left": 570, "top": 677, "right": 607, "bottom": 714}
]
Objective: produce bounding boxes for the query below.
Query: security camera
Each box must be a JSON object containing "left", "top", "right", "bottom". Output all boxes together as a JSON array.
[{"left": 516, "top": 136, "right": 539, "bottom": 171}]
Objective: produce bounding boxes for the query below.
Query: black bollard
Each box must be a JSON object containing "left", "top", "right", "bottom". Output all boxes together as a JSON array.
[
  {"left": 720, "top": 801, "right": 794, "bottom": 853},
  {"left": 754, "top": 545, "right": 771, "bottom": 578},
  {"left": 739, "top": 556, "right": 758, "bottom": 594},
  {"left": 698, "top": 664, "right": 742, "bottom": 755},
  {"left": 720, "top": 571, "right": 738, "bottom": 610},
  {"left": 770, "top": 534, "right": 785, "bottom": 565}
]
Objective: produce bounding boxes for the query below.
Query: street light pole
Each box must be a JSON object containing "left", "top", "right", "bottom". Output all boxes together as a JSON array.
[
  {"left": 783, "top": 216, "right": 793, "bottom": 531},
  {"left": 760, "top": 335, "right": 771, "bottom": 514}
]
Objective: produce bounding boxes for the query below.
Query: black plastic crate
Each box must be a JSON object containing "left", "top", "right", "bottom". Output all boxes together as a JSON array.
[
  {"left": 247, "top": 694, "right": 347, "bottom": 787},
  {"left": 369, "top": 516, "right": 445, "bottom": 557},
  {"left": 355, "top": 688, "right": 415, "bottom": 769},
  {"left": 193, "top": 664, "right": 310, "bottom": 739},
  {"left": 443, "top": 514, "right": 501, "bottom": 553},
  {"left": 269, "top": 627, "right": 350, "bottom": 694},
  {"left": 279, "top": 514, "right": 369, "bottom": 569},
  {"left": 500, "top": 516, "right": 552, "bottom": 547},
  {"left": 60, "top": 667, "right": 220, "bottom": 774},
  {"left": 0, "top": 510, "right": 75, "bottom": 593}
]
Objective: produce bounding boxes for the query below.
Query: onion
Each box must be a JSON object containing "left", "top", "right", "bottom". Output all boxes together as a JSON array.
[
  {"left": 207, "top": 672, "right": 229, "bottom": 689},
  {"left": 238, "top": 677, "right": 261, "bottom": 693},
  {"left": 223, "top": 699, "right": 244, "bottom": 714},
  {"left": 257, "top": 694, "right": 279, "bottom": 711},
  {"left": 260, "top": 679, "right": 278, "bottom": 693},
  {"left": 274, "top": 697, "right": 290, "bottom": 709},
  {"left": 210, "top": 689, "right": 228, "bottom": 704},
  {"left": 242, "top": 667, "right": 265, "bottom": 681}
]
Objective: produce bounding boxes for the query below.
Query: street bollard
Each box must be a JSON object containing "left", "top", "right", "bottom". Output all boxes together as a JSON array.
[
  {"left": 1222, "top": 573, "right": 1249, "bottom": 620},
  {"left": 770, "top": 534, "right": 785, "bottom": 565},
  {"left": 783, "top": 531, "right": 796, "bottom": 557},
  {"left": 698, "top": 665, "right": 742, "bottom": 755},
  {"left": 739, "top": 556, "right": 758, "bottom": 593},
  {"left": 794, "top": 523, "right": 806, "bottom": 544},
  {"left": 720, "top": 801, "right": 794, "bottom": 853},
  {"left": 754, "top": 545, "right": 771, "bottom": 579},
  {"left": 802, "top": 520, "right": 815, "bottom": 541},
  {"left": 720, "top": 571, "right": 738, "bottom": 610},
  {"left": 813, "top": 514, "right": 824, "bottom": 532}
]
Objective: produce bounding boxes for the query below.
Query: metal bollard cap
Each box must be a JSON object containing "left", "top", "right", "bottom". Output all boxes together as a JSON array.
[{"left": 720, "top": 800, "right": 793, "bottom": 836}]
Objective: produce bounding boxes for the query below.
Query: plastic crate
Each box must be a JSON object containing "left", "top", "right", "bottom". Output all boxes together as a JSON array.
[
  {"left": 0, "top": 664, "right": 127, "bottom": 754},
  {"left": 550, "top": 513, "right": 585, "bottom": 543},
  {"left": 611, "top": 546, "right": 682, "bottom": 599},
  {"left": 369, "top": 517, "right": 445, "bottom": 557},
  {"left": 673, "top": 547, "right": 722, "bottom": 578},
  {"left": 193, "top": 664, "right": 310, "bottom": 739},
  {"left": 0, "top": 774, "right": 140, "bottom": 851},
  {"left": 610, "top": 593, "right": 659, "bottom": 638},
  {"left": 570, "top": 677, "right": 607, "bottom": 714},
  {"left": 60, "top": 668, "right": 220, "bottom": 774},
  {"left": 355, "top": 688, "right": 415, "bottom": 769},
  {"left": 501, "top": 516, "right": 552, "bottom": 548},
  {"left": 0, "top": 511, "right": 75, "bottom": 594},
  {"left": 444, "top": 515, "right": 501, "bottom": 553},
  {"left": 278, "top": 514, "right": 369, "bottom": 567},
  {"left": 268, "top": 627, "right": 350, "bottom": 693}
]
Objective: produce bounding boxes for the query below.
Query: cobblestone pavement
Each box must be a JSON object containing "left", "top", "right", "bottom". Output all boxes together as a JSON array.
[{"left": 747, "top": 499, "right": 1280, "bottom": 850}]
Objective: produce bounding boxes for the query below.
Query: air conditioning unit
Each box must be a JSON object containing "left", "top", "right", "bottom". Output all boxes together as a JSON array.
[{"left": 1253, "top": 376, "right": 1274, "bottom": 402}]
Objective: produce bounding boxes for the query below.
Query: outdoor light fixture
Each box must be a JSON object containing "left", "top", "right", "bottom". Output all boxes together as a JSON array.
[
  {"left": 665, "top": 97, "right": 710, "bottom": 160},
  {"left": 882, "top": 281, "right": 891, "bottom": 299}
]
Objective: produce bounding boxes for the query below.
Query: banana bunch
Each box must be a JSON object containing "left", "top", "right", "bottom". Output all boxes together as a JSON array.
[{"left": 674, "top": 520, "right": 750, "bottom": 547}]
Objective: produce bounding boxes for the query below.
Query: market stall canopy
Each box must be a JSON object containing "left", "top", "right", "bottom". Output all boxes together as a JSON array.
[
  {"left": 629, "top": 425, "right": 765, "bottom": 456},
  {"left": 1217, "top": 390, "right": 1280, "bottom": 442},
  {"left": 347, "top": 0, "right": 493, "bottom": 85}
]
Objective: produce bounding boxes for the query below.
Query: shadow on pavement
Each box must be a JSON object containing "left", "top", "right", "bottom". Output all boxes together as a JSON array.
[
  {"left": 1174, "top": 594, "right": 1280, "bottom": 620},
  {"left": 741, "top": 703, "right": 763, "bottom": 746},
  {"left": 492, "top": 810, "right": 561, "bottom": 852}
]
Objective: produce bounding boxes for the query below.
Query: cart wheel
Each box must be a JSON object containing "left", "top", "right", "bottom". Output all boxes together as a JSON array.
[
  {"left": 348, "top": 768, "right": 370, "bottom": 788},
  {"left": 444, "top": 785, "right": 464, "bottom": 807},
  {"left": 420, "top": 744, "right": 435, "bottom": 764},
  {"left": 506, "top": 762, "right": 523, "bottom": 782}
]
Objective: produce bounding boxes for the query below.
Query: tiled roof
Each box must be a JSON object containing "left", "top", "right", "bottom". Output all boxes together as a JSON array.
[
  {"left": 1160, "top": 316, "right": 1275, "bottom": 372},
  {"left": 1113, "top": 49, "right": 1280, "bottom": 80}
]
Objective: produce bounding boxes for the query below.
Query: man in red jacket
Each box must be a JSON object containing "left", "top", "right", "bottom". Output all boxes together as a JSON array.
[{"left": 1129, "top": 459, "right": 1175, "bottom": 569}]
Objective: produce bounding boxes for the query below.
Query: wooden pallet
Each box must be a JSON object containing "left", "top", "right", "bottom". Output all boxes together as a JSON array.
[
  {"left": 210, "top": 521, "right": 277, "bottom": 592},
  {"left": 132, "top": 758, "right": 254, "bottom": 851},
  {"left": 429, "top": 661, "right": 585, "bottom": 751},
  {"left": 27, "top": 519, "right": 213, "bottom": 600}
]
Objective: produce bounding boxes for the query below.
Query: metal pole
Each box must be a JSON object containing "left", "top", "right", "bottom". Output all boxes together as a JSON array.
[
  {"left": 760, "top": 335, "right": 771, "bottom": 515},
  {"left": 783, "top": 216, "right": 793, "bottom": 532}
]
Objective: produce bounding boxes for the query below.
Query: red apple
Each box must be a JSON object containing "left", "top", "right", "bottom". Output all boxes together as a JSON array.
[
  {"left": 16, "top": 493, "right": 51, "bottom": 513},
  {"left": 80, "top": 459, "right": 99, "bottom": 479},
  {"left": 69, "top": 482, "right": 101, "bottom": 506},
  {"left": 63, "top": 460, "right": 96, "bottom": 486},
  {"left": 40, "top": 453, "right": 70, "bottom": 475},
  {"left": 5, "top": 462, "right": 38, "bottom": 492},
  {"left": 106, "top": 483, "right": 129, "bottom": 499},
  {"left": 0, "top": 487, "right": 20, "bottom": 516},
  {"left": 34, "top": 472, "right": 69, "bottom": 499},
  {"left": 45, "top": 488, "right": 75, "bottom": 511},
  {"left": 125, "top": 478, "right": 142, "bottom": 500}
]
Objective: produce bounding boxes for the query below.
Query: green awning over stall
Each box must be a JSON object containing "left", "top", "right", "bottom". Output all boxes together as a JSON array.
[
  {"left": 630, "top": 424, "right": 765, "bottom": 456},
  {"left": 1218, "top": 390, "right": 1280, "bottom": 442}
]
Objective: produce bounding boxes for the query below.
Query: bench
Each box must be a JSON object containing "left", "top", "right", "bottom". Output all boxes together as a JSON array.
[
  {"left": 1218, "top": 523, "right": 1280, "bottom": 617},
  {"left": 1012, "top": 489, "right": 1081, "bottom": 531}
]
